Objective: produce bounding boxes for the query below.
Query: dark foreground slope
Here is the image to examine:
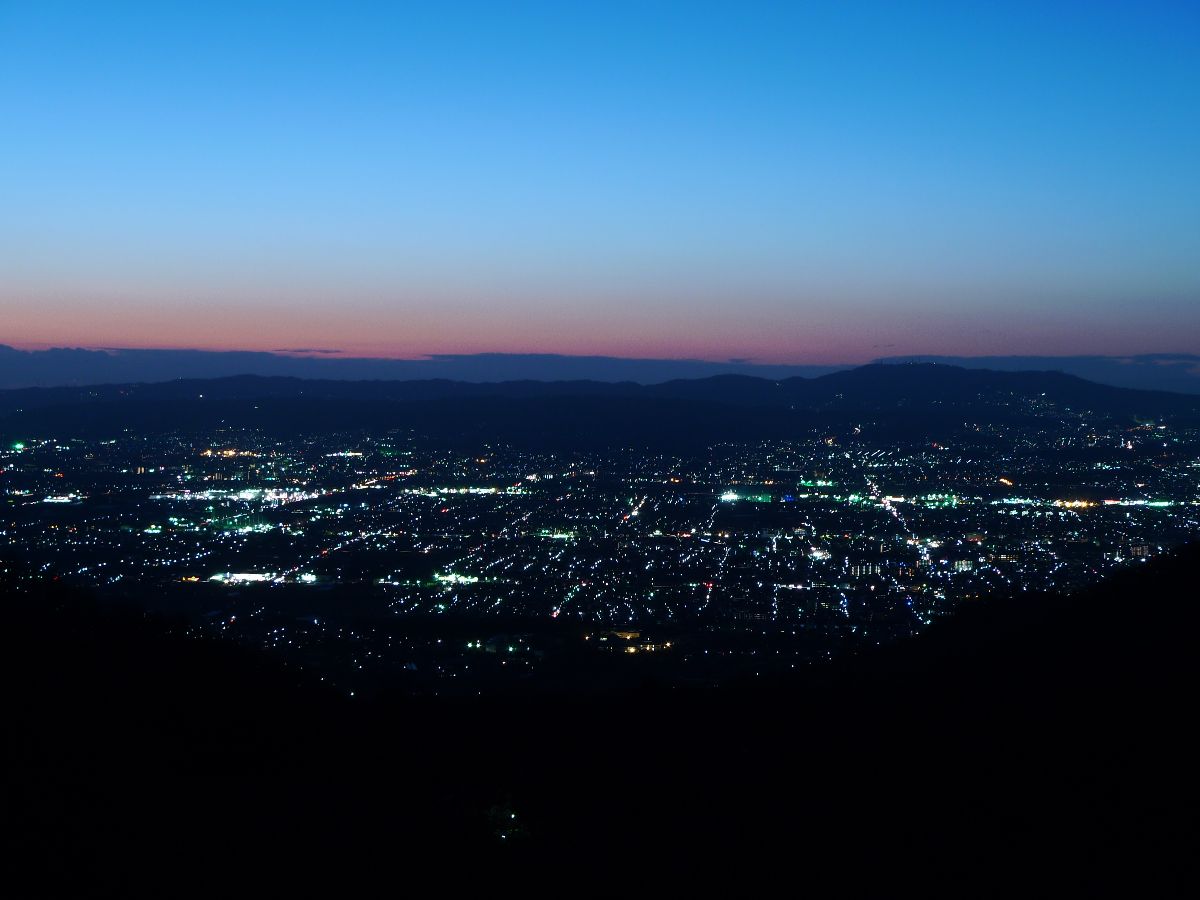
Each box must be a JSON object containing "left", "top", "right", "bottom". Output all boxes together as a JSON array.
[{"left": 7, "top": 547, "right": 1198, "bottom": 889}]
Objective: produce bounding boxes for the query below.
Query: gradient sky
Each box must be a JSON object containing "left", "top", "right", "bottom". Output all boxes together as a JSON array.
[{"left": 2, "top": 1, "right": 1198, "bottom": 363}]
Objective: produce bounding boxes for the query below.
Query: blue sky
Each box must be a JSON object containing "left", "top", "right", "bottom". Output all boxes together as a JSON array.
[{"left": 1, "top": 1, "right": 1197, "bottom": 361}]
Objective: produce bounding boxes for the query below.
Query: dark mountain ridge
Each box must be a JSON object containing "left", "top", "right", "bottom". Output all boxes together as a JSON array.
[
  {"left": 0, "top": 343, "right": 848, "bottom": 389},
  {"left": 5, "top": 344, "right": 1198, "bottom": 392},
  {"left": 2, "top": 364, "right": 1195, "bottom": 447}
]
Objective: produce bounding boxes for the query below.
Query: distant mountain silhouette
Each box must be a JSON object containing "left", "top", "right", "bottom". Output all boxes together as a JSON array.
[
  {"left": 4, "top": 344, "right": 1197, "bottom": 392},
  {"left": 878, "top": 352, "right": 1200, "bottom": 394},
  {"left": 2, "top": 364, "right": 1196, "bottom": 448},
  {"left": 7, "top": 543, "right": 1197, "bottom": 887},
  {"left": 0, "top": 344, "right": 845, "bottom": 389}
]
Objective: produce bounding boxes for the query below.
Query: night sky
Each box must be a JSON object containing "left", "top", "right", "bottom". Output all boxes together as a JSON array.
[{"left": 2, "top": 1, "right": 1197, "bottom": 362}]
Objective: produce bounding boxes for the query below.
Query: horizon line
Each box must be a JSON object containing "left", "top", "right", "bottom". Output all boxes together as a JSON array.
[{"left": 4, "top": 342, "right": 1198, "bottom": 365}]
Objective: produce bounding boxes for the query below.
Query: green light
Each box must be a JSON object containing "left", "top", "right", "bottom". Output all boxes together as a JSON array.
[
  {"left": 12, "top": 442, "right": 25, "bottom": 451},
  {"left": 435, "top": 572, "right": 479, "bottom": 584}
]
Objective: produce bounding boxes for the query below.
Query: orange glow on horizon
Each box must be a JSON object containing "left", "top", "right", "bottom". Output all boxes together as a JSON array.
[{"left": 3, "top": 286, "right": 1189, "bottom": 366}]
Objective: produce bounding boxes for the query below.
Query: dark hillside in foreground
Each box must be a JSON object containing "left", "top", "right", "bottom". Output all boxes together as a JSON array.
[{"left": 6, "top": 546, "right": 1197, "bottom": 888}]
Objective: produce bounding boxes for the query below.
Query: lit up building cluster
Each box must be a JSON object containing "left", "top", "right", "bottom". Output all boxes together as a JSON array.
[{"left": 2, "top": 414, "right": 1197, "bottom": 694}]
